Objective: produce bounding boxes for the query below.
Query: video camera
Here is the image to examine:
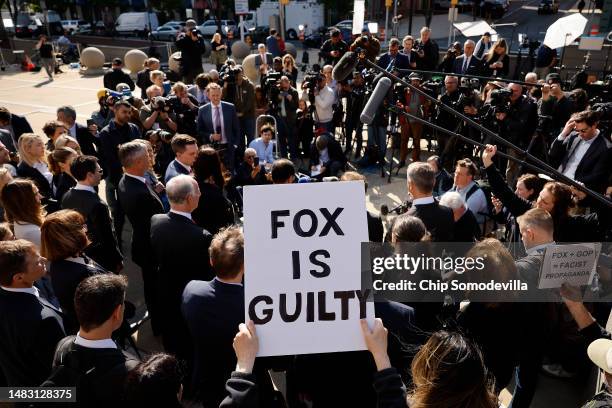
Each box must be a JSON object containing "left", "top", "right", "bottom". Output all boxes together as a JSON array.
[
  {"left": 152, "top": 96, "right": 172, "bottom": 113},
  {"left": 263, "top": 71, "right": 282, "bottom": 111},
  {"left": 302, "top": 71, "right": 324, "bottom": 105},
  {"left": 489, "top": 88, "right": 512, "bottom": 113}
]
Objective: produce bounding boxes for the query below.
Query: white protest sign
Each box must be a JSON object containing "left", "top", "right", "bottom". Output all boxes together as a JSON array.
[
  {"left": 243, "top": 182, "right": 374, "bottom": 357},
  {"left": 538, "top": 243, "right": 601, "bottom": 289}
]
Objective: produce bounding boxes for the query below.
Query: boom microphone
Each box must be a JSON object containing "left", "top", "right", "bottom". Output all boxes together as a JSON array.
[
  {"left": 332, "top": 51, "right": 359, "bottom": 81},
  {"left": 360, "top": 77, "right": 392, "bottom": 125}
]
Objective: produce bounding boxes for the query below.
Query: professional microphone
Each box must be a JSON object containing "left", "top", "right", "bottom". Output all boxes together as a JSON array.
[
  {"left": 332, "top": 51, "right": 359, "bottom": 81},
  {"left": 360, "top": 77, "right": 392, "bottom": 125}
]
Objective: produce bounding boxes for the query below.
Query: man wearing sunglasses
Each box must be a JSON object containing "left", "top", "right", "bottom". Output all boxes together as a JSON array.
[{"left": 549, "top": 110, "right": 612, "bottom": 196}]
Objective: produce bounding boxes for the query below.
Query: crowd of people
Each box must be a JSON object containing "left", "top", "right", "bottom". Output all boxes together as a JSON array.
[{"left": 0, "top": 21, "right": 611, "bottom": 408}]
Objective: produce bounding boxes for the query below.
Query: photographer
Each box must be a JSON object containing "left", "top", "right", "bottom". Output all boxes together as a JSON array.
[
  {"left": 435, "top": 75, "right": 462, "bottom": 167},
  {"left": 349, "top": 30, "right": 381, "bottom": 63},
  {"left": 175, "top": 26, "right": 206, "bottom": 84},
  {"left": 167, "top": 82, "right": 199, "bottom": 136},
  {"left": 275, "top": 76, "right": 300, "bottom": 160},
  {"left": 494, "top": 83, "right": 537, "bottom": 188},
  {"left": 188, "top": 73, "right": 211, "bottom": 105},
  {"left": 320, "top": 29, "right": 348, "bottom": 66},
  {"left": 91, "top": 89, "right": 115, "bottom": 129},
  {"left": 439, "top": 42, "right": 462, "bottom": 73},
  {"left": 344, "top": 72, "right": 367, "bottom": 157},
  {"left": 397, "top": 73, "right": 432, "bottom": 165},
  {"left": 234, "top": 148, "right": 270, "bottom": 187},
  {"left": 414, "top": 27, "right": 439, "bottom": 72},
  {"left": 221, "top": 66, "right": 256, "bottom": 150},
  {"left": 139, "top": 85, "right": 178, "bottom": 133},
  {"left": 302, "top": 73, "right": 335, "bottom": 134}
]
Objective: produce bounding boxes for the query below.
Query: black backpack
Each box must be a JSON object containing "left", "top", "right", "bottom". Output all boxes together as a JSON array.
[{"left": 466, "top": 180, "right": 496, "bottom": 222}]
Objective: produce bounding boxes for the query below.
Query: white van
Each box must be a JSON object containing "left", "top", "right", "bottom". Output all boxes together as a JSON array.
[{"left": 115, "top": 12, "right": 159, "bottom": 37}]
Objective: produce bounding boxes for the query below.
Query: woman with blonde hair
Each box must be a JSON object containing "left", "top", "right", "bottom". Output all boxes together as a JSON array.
[
  {"left": 210, "top": 32, "right": 228, "bottom": 71},
  {"left": 0, "top": 167, "right": 13, "bottom": 221},
  {"left": 54, "top": 134, "right": 82, "bottom": 154},
  {"left": 41, "top": 209, "right": 108, "bottom": 334},
  {"left": 282, "top": 54, "right": 298, "bottom": 86},
  {"left": 481, "top": 38, "right": 509, "bottom": 78},
  {"left": 47, "top": 146, "right": 78, "bottom": 203},
  {"left": 16, "top": 133, "right": 56, "bottom": 209}
]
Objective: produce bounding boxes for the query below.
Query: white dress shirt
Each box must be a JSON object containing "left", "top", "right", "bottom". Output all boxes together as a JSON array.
[
  {"left": 69, "top": 123, "right": 77, "bottom": 138},
  {"left": 412, "top": 196, "right": 435, "bottom": 206},
  {"left": 74, "top": 183, "right": 96, "bottom": 193},
  {"left": 74, "top": 333, "right": 117, "bottom": 349},
  {"left": 210, "top": 102, "right": 227, "bottom": 143}
]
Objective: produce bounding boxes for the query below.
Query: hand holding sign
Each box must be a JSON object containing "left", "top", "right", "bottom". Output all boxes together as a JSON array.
[
  {"left": 233, "top": 321, "right": 258, "bottom": 374},
  {"left": 360, "top": 318, "right": 391, "bottom": 371}
]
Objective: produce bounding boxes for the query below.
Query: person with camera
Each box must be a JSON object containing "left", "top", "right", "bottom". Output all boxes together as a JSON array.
[
  {"left": 91, "top": 90, "right": 115, "bottom": 130},
  {"left": 274, "top": 76, "right": 300, "bottom": 160},
  {"left": 349, "top": 29, "right": 381, "bottom": 62},
  {"left": 494, "top": 83, "right": 537, "bottom": 188},
  {"left": 176, "top": 26, "right": 206, "bottom": 85},
  {"left": 539, "top": 77, "right": 576, "bottom": 140},
  {"left": 344, "top": 72, "right": 367, "bottom": 158},
  {"left": 234, "top": 148, "right": 270, "bottom": 187},
  {"left": 302, "top": 73, "right": 335, "bottom": 134},
  {"left": 320, "top": 29, "right": 348, "bottom": 66},
  {"left": 414, "top": 27, "right": 439, "bottom": 72},
  {"left": 439, "top": 42, "right": 462, "bottom": 73},
  {"left": 167, "top": 82, "right": 199, "bottom": 136},
  {"left": 248, "top": 124, "right": 275, "bottom": 167},
  {"left": 378, "top": 38, "right": 411, "bottom": 75},
  {"left": 221, "top": 66, "right": 256, "bottom": 152},
  {"left": 139, "top": 85, "right": 178, "bottom": 134},
  {"left": 397, "top": 72, "right": 432, "bottom": 165},
  {"left": 435, "top": 75, "right": 462, "bottom": 168}
]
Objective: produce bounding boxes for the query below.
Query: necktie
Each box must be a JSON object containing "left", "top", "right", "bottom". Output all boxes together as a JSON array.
[
  {"left": 462, "top": 57, "right": 468, "bottom": 74},
  {"left": 214, "top": 106, "right": 221, "bottom": 135}
]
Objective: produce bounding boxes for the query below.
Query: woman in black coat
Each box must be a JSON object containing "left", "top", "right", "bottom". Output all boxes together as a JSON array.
[
  {"left": 48, "top": 146, "right": 78, "bottom": 204},
  {"left": 16, "top": 133, "right": 58, "bottom": 211},
  {"left": 192, "top": 147, "right": 235, "bottom": 236},
  {"left": 480, "top": 38, "right": 510, "bottom": 78},
  {"left": 41, "top": 210, "right": 108, "bottom": 334}
]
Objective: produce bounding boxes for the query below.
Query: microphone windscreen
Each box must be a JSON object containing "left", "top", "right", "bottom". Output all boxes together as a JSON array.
[
  {"left": 332, "top": 52, "right": 359, "bottom": 81},
  {"left": 360, "top": 77, "right": 392, "bottom": 125}
]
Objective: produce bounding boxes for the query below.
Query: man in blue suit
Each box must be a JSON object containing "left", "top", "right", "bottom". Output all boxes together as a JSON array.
[
  {"left": 196, "top": 83, "right": 241, "bottom": 171},
  {"left": 452, "top": 40, "right": 481, "bottom": 76},
  {"left": 164, "top": 134, "right": 198, "bottom": 183},
  {"left": 181, "top": 227, "right": 274, "bottom": 406},
  {"left": 377, "top": 38, "right": 411, "bottom": 75}
]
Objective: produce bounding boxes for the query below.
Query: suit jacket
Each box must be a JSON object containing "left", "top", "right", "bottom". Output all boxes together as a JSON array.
[
  {"left": 377, "top": 52, "right": 412, "bottom": 72},
  {"left": 97, "top": 121, "right": 140, "bottom": 185},
  {"left": 52, "top": 172, "right": 76, "bottom": 204},
  {"left": 117, "top": 175, "right": 164, "bottom": 267},
  {"left": 187, "top": 85, "right": 209, "bottom": 105},
  {"left": 548, "top": 132, "right": 612, "bottom": 193},
  {"left": 254, "top": 52, "right": 273, "bottom": 68},
  {"left": 309, "top": 137, "right": 347, "bottom": 169},
  {"left": 182, "top": 279, "right": 275, "bottom": 407},
  {"left": 452, "top": 54, "right": 481, "bottom": 75},
  {"left": 62, "top": 188, "right": 123, "bottom": 271},
  {"left": 407, "top": 199, "right": 455, "bottom": 242},
  {"left": 74, "top": 123, "right": 99, "bottom": 158},
  {"left": 49, "top": 259, "right": 107, "bottom": 334},
  {"left": 9, "top": 113, "right": 33, "bottom": 143},
  {"left": 433, "top": 169, "right": 453, "bottom": 197},
  {"left": 0, "top": 128, "right": 17, "bottom": 153},
  {"left": 0, "top": 288, "right": 65, "bottom": 386},
  {"left": 164, "top": 159, "right": 191, "bottom": 184},
  {"left": 150, "top": 212, "right": 213, "bottom": 355},
  {"left": 367, "top": 211, "right": 384, "bottom": 242},
  {"left": 196, "top": 101, "right": 241, "bottom": 169},
  {"left": 46, "top": 335, "right": 139, "bottom": 407},
  {"left": 454, "top": 208, "right": 481, "bottom": 242}
]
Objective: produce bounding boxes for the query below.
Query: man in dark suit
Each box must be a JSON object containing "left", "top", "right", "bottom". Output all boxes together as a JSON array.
[
  {"left": 309, "top": 134, "right": 347, "bottom": 179},
  {"left": 117, "top": 141, "right": 164, "bottom": 332},
  {"left": 182, "top": 227, "right": 274, "bottom": 406},
  {"left": 164, "top": 134, "right": 198, "bottom": 183},
  {"left": 197, "top": 83, "right": 241, "bottom": 170},
  {"left": 440, "top": 191, "right": 481, "bottom": 242},
  {"left": 57, "top": 105, "right": 99, "bottom": 157},
  {"left": 406, "top": 162, "right": 455, "bottom": 241},
  {"left": 452, "top": 39, "right": 481, "bottom": 75},
  {"left": 377, "top": 38, "right": 411, "bottom": 74},
  {"left": 0, "top": 106, "right": 33, "bottom": 150},
  {"left": 151, "top": 175, "right": 213, "bottom": 358},
  {"left": 254, "top": 43, "right": 273, "bottom": 71},
  {"left": 549, "top": 110, "right": 612, "bottom": 194},
  {"left": 98, "top": 100, "right": 141, "bottom": 248},
  {"left": 43, "top": 274, "right": 139, "bottom": 405},
  {"left": 0, "top": 240, "right": 65, "bottom": 386},
  {"left": 62, "top": 155, "right": 123, "bottom": 272},
  {"left": 103, "top": 58, "right": 135, "bottom": 92}
]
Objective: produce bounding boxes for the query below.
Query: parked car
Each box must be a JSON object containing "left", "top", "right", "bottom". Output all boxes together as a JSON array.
[
  {"left": 333, "top": 19, "right": 374, "bottom": 33},
  {"left": 537, "top": 0, "right": 559, "bottom": 14},
  {"left": 483, "top": 0, "right": 509, "bottom": 18},
  {"left": 150, "top": 24, "right": 181, "bottom": 41},
  {"left": 304, "top": 26, "right": 353, "bottom": 48},
  {"left": 161, "top": 20, "right": 185, "bottom": 28},
  {"left": 434, "top": 0, "right": 473, "bottom": 9},
  {"left": 197, "top": 19, "right": 236, "bottom": 37},
  {"left": 61, "top": 19, "right": 91, "bottom": 34},
  {"left": 115, "top": 12, "right": 159, "bottom": 37},
  {"left": 232, "top": 25, "right": 268, "bottom": 44},
  {"left": 15, "top": 13, "right": 41, "bottom": 38}
]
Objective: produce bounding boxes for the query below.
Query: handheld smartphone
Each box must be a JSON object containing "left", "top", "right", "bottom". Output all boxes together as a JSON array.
[
  {"left": 86, "top": 119, "right": 95, "bottom": 128},
  {"left": 254, "top": 157, "right": 260, "bottom": 167}
]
